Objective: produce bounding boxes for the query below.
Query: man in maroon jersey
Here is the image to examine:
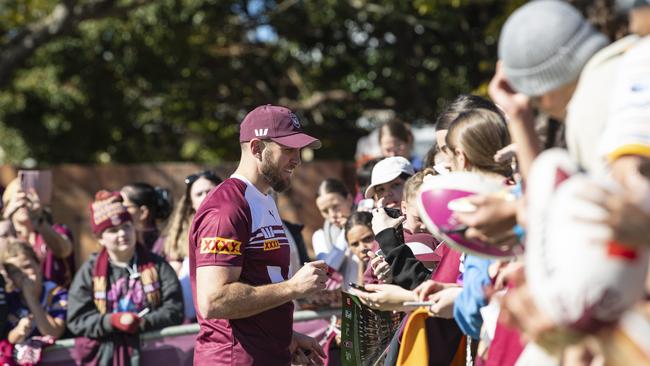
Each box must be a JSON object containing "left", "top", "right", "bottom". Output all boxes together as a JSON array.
[{"left": 190, "top": 105, "right": 328, "bottom": 365}]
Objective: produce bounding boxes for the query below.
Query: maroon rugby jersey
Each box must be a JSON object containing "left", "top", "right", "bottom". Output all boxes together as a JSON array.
[{"left": 190, "top": 175, "right": 293, "bottom": 365}]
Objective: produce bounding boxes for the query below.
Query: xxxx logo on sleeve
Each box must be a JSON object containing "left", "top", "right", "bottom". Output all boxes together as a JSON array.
[
  {"left": 200, "top": 237, "right": 242, "bottom": 255},
  {"left": 263, "top": 239, "right": 280, "bottom": 251}
]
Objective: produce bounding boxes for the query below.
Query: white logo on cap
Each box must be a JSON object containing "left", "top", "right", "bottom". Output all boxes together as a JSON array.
[
  {"left": 289, "top": 113, "right": 300, "bottom": 129},
  {"left": 254, "top": 128, "right": 269, "bottom": 137}
]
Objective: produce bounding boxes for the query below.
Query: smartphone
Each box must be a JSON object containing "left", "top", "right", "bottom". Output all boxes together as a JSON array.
[
  {"left": 18, "top": 170, "right": 52, "bottom": 205},
  {"left": 348, "top": 282, "right": 366, "bottom": 291},
  {"left": 383, "top": 207, "right": 402, "bottom": 219}
]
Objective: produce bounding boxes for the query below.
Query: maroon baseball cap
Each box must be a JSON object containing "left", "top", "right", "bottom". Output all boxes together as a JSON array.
[{"left": 239, "top": 105, "right": 321, "bottom": 149}]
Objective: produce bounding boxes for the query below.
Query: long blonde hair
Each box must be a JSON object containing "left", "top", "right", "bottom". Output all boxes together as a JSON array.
[
  {"left": 162, "top": 192, "right": 193, "bottom": 261},
  {"left": 163, "top": 171, "right": 222, "bottom": 260}
]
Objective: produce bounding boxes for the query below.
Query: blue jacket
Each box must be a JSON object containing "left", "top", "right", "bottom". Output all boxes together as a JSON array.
[{"left": 453, "top": 255, "right": 492, "bottom": 339}]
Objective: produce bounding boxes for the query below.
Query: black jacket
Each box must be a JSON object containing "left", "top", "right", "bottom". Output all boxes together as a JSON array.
[{"left": 376, "top": 228, "right": 431, "bottom": 290}]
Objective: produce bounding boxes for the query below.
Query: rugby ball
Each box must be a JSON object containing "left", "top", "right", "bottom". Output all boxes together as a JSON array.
[
  {"left": 416, "top": 172, "right": 520, "bottom": 259},
  {"left": 526, "top": 149, "right": 649, "bottom": 331}
]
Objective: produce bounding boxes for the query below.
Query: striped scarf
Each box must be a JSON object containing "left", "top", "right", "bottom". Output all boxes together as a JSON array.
[{"left": 92, "top": 244, "right": 161, "bottom": 314}]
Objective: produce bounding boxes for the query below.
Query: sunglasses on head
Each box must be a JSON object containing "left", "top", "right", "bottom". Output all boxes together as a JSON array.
[{"left": 184, "top": 170, "right": 220, "bottom": 186}]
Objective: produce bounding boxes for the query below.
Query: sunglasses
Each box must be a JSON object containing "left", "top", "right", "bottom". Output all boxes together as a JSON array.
[{"left": 184, "top": 170, "right": 221, "bottom": 186}]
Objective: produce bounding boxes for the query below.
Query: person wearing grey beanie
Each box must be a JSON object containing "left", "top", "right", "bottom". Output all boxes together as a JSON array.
[
  {"left": 498, "top": 0, "right": 609, "bottom": 98},
  {"left": 490, "top": 0, "right": 641, "bottom": 176}
]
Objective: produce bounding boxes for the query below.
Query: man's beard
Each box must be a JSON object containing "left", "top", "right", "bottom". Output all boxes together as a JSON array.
[{"left": 261, "top": 150, "right": 291, "bottom": 192}]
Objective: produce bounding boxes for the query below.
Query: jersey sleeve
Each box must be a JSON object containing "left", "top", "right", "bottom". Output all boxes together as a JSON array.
[{"left": 193, "top": 197, "right": 251, "bottom": 268}]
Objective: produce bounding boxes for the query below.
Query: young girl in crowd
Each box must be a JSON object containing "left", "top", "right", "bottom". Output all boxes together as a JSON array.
[
  {"left": 2, "top": 178, "right": 74, "bottom": 288},
  {"left": 1, "top": 240, "right": 67, "bottom": 364},
  {"left": 67, "top": 191, "right": 183, "bottom": 365},
  {"left": 312, "top": 178, "right": 354, "bottom": 261},
  {"left": 120, "top": 183, "right": 173, "bottom": 254},
  {"left": 343, "top": 211, "right": 376, "bottom": 285},
  {"left": 163, "top": 170, "right": 221, "bottom": 321}
]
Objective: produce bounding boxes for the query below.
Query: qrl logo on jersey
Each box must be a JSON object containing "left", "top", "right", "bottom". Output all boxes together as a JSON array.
[
  {"left": 200, "top": 237, "right": 241, "bottom": 255},
  {"left": 263, "top": 239, "right": 280, "bottom": 251}
]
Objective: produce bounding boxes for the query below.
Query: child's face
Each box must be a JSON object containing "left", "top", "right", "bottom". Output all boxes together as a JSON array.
[
  {"left": 99, "top": 222, "right": 137, "bottom": 260},
  {"left": 401, "top": 199, "right": 428, "bottom": 234},
  {"left": 346, "top": 224, "right": 376, "bottom": 263},
  {"left": 373, "top": 178, "right": 406, "bottom": 209}
]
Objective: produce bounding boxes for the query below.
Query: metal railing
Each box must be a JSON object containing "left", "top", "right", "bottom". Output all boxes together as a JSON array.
[{"left": 49, "top": 308, "right": 340, "bottom": 350}]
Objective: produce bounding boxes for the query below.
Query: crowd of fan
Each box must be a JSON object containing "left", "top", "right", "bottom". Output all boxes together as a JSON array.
[{"left": 0, "top": 0, "right": 649, "bottom": 365}]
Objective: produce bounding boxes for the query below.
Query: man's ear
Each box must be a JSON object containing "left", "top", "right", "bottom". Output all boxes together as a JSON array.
[{"left": 250, "top": 139, "right": 265, "bottom": 160}]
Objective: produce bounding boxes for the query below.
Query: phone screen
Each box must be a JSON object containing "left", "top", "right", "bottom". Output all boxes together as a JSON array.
[{"left": 17, "top": 170, "right": 52, "bottom": 205}]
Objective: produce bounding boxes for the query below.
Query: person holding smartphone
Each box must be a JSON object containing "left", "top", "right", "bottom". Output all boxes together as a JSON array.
[{"left": 1, "top": 175, "right": 74, "bottom": 288}]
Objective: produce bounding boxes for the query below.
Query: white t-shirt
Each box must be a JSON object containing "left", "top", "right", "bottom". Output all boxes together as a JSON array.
[
  {"left": 599, "top": 36, "right": 650, "bottom": 162},
  {"left": 566, "top": 35, "right": 639, "bottom": 176}
]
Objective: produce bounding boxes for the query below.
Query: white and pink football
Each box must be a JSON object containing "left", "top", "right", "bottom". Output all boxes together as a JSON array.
[
  {"left": 526, "top": 149, "right": 649, "bottom": 331},
  {"left": 416, "top": 172, "right": 520, "bottom": 259}
]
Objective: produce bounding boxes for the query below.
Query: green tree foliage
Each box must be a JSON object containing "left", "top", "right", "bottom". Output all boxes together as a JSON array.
[{"left": 1, "top": 0, "right": 617, "bottom": 164}]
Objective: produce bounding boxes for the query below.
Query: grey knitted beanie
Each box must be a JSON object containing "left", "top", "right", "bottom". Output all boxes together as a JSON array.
[{"left": 498, "top": 0, "right": 609, "bottom": 96}]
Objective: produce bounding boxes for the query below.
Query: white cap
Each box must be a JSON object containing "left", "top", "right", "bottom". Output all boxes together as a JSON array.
[{"left": 364, "top": 156, "right": 414, "bottom": 198}]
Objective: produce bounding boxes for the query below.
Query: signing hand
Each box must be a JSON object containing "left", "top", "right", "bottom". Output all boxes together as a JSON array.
[
  {"left": 289, "top": 261, "right": 328, "bottom": 298},
  {"left": 290, "top": 331, "right": 325, "bottom": 365}
]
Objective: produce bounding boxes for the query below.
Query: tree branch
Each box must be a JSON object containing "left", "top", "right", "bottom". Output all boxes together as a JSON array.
[{"left": 0, "top": 0, "right": 153, "bottom": 89}]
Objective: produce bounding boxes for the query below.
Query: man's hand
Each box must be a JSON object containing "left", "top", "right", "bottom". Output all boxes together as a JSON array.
[
  {"left": 413, "top": 280, "right": 459, "bottom": 302},
  {"left": 371, "top": 208, "right": 405, "bottom": 235},
  {"left": 453, "top": 194, "right": 519, "bottom": 247},
  {"left": 352, "top": 283, "right": 416, "bottom": 311},
  {"left": 289, "top": 261, "right": 328, "bottom": 298},
  {"left": 428, "top": 287, "right": 462, "bottom": 319},
  {"left": 488, "top": 61, "right": 533, "bottom": 121},
  {"left": 290, "top": 331, "right": 325, "bottom": 365}
]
